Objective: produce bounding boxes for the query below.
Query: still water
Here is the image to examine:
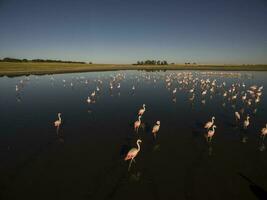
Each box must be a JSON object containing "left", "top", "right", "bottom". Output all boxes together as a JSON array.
[{"left": 0, "top": 70, "right": 266, "bottom": 200}]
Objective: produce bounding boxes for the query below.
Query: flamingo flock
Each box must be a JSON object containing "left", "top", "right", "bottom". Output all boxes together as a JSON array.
[
  {"left": 126, "top": 104, "right": 161, "bottom": 170},
  {"left": 11, "top": 71, "right": 266, "bottom": 170}
]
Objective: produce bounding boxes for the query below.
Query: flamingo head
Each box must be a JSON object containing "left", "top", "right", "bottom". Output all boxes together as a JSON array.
[
  {"left": 247, "top": 115, "right": 250, "bottom": 120},
  {"left": 213, "top": 125, "right": 217, "bottom": 129},
  {"left": 137, "top": 139, "right": 142, "bottom": 144},
  {"left": 58, "top": 113, "right": 61, "bottom": 116},
  {"left": 143, "top": 104, "right": 146, "bottom": 107},
  {"left": 138, "top": 115, "right": 142, "bottom": 120},
  {"left": 156, "top": 121, "right": 160, "bottom": 125},
  {"left": 212, "top": 116, "right": 215, "bottom": 120}
]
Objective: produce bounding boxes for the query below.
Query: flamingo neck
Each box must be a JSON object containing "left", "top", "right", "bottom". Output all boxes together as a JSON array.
[
  {"left": 213, "top": 126, "right": 215, "bottom": 131},
  {"left": 58, "top": 114, "right": 61, "bottom": 122},
  {"left": 136, "top": 142, "right": 141, "bottom": 152}
]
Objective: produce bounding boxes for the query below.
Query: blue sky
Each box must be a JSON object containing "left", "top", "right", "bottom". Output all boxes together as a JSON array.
[{"left": 0, "top": 0, "right": 266, "bottom": 64}]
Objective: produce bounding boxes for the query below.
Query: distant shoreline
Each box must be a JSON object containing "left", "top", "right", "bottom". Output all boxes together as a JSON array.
[{"left": 0, "top": 62, "right": 267, "bottom": 76}]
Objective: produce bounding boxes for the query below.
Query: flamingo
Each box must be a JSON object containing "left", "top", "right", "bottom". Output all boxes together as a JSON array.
[
  {"left": 204, "top": 116, "right": 215, "bottom": 129},
  {"left": 54, "top": 113, "right": 62, "bottom": 127},
  {"left": 138, "top": 104, "right": 146, "bottom": 116},
  {"left": 134, "top": 116, "right": 142, "bottom": 133},
  {"left": 261, "top": 124, "right": 267, "bottom": 140},
  {"left": 189, "top": 94, "right": 195, "bottom": 101},
  {"left": 202, "top": 90, "right": 207, "bottom": 95},
  {"left": 207, "top": 125, "right": 216, "bottom": 142},
  {"left": 87, "top": 97, "right": 91, "bottom": 104},
  {"left": 125, "top": 139, "right": 142, "bottom": 171},
  {"left": 91, "top": 91, "right": 96, "bottom": 97},
  {"left": 243, "top": 115, "right": 250, "bottom": 129},
  {"left": 152, "top": 121, "right": 160, "bottom": 138},
  {"left": 235, "top": 111, "right": 240, "bottom": 122},
  {"left": 172, "top": 88, "right": 177, "bottom": 94}
]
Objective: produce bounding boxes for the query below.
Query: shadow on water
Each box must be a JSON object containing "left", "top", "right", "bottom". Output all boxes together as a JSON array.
[{"left": 239, "top": 173, "right": 267, "bottom": 200}]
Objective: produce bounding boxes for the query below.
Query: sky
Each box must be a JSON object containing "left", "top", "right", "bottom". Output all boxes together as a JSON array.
[{"left": 0, "top": 0, "right": 266, "bottom": 64}]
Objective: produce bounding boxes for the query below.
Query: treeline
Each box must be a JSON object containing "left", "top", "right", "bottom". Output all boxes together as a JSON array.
[
  {"left": 185, "top": 62, "right": 197, "bottom": 65},
  {"left": 134, "top": 60, "right": 168, "bottom": 65},
  {"left": 0, "top": 57, "right": 86, "bottom": 64}
]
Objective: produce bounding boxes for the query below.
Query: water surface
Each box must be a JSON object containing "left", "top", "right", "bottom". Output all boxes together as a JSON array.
[{"left": 0, "top": 70, "right": 267, "bottom": 200}]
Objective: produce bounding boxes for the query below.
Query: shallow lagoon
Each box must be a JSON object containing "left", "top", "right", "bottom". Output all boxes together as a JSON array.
[{"left": 0, "top": 70, "right": 267, "bottom": 200}]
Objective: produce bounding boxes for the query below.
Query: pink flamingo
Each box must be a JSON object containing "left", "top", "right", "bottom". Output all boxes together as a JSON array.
[
  {"left": 54, "top": 113, "right": 62, "bottom": 127},
  {"left": 243, "top": 115, "right": 250, "bottom": 129},
  {"left": 235, "top": 111, "right": 240, "bottom": 123},
  {"left": 152, "top": 121, "right": 160, "bottom": 138},
  {"left": 134, "top": 116, "right": 142, "bottom": 133},
  {"left": 138, "top": 104, "right": 146, "bottom": 116},
  {"left": 125, "top": 139, "right": 142, "bottom": 171},
  {"left": 204, "top": 116, "right": 215, "bottom": 130},
  {"left": 261, "top": 124, "right": 267, "bottom": 140},
  {"left": 207, "top": 125, "right": 216, "bottom": 142}
]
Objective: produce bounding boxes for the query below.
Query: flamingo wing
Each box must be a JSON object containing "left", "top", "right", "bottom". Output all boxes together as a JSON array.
[
  {"left": 152, "top": 125, "right": 159, "bottom": 133},
  {"left": 125, "top": 148, "right": 138, "bottom": 160},
  {"left": 204, "top": 122, "right": 211, "bottom": 128}
]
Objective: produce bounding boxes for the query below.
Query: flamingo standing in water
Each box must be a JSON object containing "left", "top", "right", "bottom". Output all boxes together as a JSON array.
[
  {"left": 134, "top": 116, "right": 142, "bottom": 133},
  {"left": 235, "top": 111, "right": 240, "bottom": 123},
  {"left": 91, "top": 91, "right": 96, "bottom": 97},
  {"left": 243, "top": 115, "right": 250, "bottom": 129},
  {"left": 54, "top": 113, "right": 62, "bottom": 130},
  {"left": 204, "top": 116, "right": 215, "bottom": 130},
  {"left": 207, "top": 125, "right": 216, "bottom": 142},
  {"left": 125, "top": 139, "right": 142, "bottom": 171},
  {"left": 152, "top": 121, "right": 160, "bottom": 138},
  {"left": 138, "top": 104, "right": 146, "bottom": 116},
  {"left": 261, "top": 124, "right": 267, "bottom": 140}
]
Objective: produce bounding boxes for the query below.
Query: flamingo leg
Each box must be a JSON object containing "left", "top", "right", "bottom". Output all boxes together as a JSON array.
[
  {"left": 128, "top": 158, "right": 133, "bottom": 171},
  {"left": 208, "top": 136, "right": 211, "bottom": 143},
  {"left": 56, "top": 126, "right": 59, "bottom": 135}
]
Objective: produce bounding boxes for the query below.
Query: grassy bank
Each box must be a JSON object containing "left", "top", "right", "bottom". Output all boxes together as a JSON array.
[{"left": 0, "top": 62, "right": 267, "bottom": 76}]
